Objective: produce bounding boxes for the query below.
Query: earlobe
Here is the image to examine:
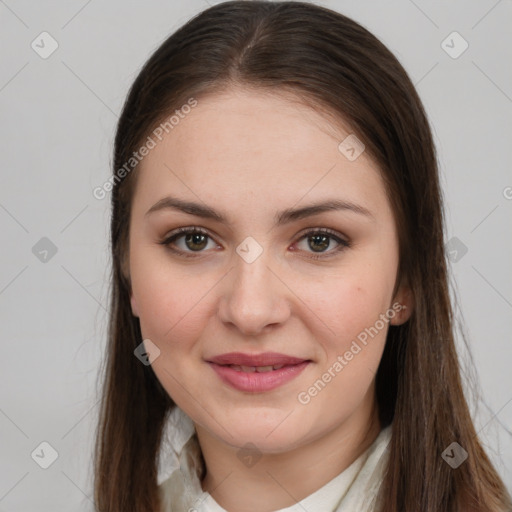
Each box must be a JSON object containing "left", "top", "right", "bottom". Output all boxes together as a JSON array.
[{"left": 390, "top": 286, "right": 414, "bottom": 326}]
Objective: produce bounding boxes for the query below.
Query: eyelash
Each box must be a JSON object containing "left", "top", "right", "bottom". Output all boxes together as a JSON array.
[{"left": 159, "top": 226, "right": 351, "bottom": 260}]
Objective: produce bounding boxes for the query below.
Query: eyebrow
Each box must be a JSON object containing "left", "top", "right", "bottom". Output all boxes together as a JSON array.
[{"left": 145, "top": 195, "right": 375, "bottom": 225}]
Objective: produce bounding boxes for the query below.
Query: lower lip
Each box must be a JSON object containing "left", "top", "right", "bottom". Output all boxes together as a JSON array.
[{"left": 207, "top": 361, "right": 310, "bottom": 392}]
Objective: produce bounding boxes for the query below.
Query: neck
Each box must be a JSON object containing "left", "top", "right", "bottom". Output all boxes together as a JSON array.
[{"left": 196, "top": 388, "right": 381, "bottom": 512}]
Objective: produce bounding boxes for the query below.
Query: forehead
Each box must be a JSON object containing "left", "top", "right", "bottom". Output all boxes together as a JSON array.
[
  {"left": 132, "top": 87, "right": 392, "bottom": 224},
  {"left": 164, "top": 87, "right": 355, "bottom": 164}
]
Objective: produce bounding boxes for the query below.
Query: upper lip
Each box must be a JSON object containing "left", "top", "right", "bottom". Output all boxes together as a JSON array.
[{"left": 207, "top": 352, "right": 309, "bottom": 367}]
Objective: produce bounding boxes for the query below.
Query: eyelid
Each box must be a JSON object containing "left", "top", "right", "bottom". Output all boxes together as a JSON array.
[{"left": 294, "top": 226, "right": 348, "bottom": 243}]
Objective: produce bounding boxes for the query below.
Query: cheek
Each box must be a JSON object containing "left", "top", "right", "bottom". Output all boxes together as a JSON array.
[
  {"left": 135, "top": 281, "right": 208, "bottom": 346},
  {"left": 131, "top": 264, "right": 212, "bottom": 401},
  {"left": 297, "top": 276, "right": 389, "bottom": 416},
  {"left": 299, "top": 266, "right": 391, "bottom": 343},
  {"left": 129, "top": 246, "right": 205, "bottom": 342}
]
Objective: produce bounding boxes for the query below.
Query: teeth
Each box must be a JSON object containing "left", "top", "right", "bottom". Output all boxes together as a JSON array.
[
  {"left": 255, "top": 365, "right": 274, "bottom": 373},
  {"left": 228, "top": 364, "right": 287, "bottom": 372}
]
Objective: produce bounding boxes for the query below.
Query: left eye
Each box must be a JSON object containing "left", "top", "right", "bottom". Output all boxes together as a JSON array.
[
  {"left": 294, "top": 230, "right": 349, "bottom": 258},
  {"left": 159, "top": 227, "right": 350, "bottom": 259}
]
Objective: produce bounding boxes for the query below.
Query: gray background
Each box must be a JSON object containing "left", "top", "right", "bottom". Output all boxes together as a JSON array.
[{"left": 0, "top": 0, "right": 511, "bottom": 510}]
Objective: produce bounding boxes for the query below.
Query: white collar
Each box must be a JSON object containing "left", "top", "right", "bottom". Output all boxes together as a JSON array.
[{"left": 157, "top": 405, "right": 198, "bottom": 486}]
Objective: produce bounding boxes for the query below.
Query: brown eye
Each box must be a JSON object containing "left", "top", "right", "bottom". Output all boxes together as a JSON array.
[
  {"left": 160, "top": 227, "right": 218, "bottom": 258},
  {"left": 183, "top": 232, "right": 209, "bottom": 251},
  {"left": 294, "top": 229, "right": 350, "bottom": 260},
  {"left": 307, "top": 233, "right": 331, "bottom": 252}
]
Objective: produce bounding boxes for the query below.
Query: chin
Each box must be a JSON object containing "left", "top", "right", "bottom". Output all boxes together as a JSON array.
[
  {"left": 210, "top": 414, "right": 313, "bottom": 453},
  {"left": 229, "top": 430, "right": 304, "bottom": 453}
]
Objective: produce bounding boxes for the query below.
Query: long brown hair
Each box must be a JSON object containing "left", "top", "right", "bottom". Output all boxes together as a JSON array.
[{"left": 93, "top": 1, "right": 512, "bottom": 510}]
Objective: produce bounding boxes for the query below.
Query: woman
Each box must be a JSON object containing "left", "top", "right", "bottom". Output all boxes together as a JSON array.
[{"left": 93, "top": 1, "right": 512, "bottom": 511}]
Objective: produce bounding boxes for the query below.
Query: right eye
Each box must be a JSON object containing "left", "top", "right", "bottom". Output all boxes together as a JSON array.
[{"left": 159, "top": 226, "right": 220, "bottom": 258}]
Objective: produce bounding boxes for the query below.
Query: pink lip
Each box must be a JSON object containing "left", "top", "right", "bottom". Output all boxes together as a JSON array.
[{"left": 206, "top": 352, "right": 311, "bottom": 392}]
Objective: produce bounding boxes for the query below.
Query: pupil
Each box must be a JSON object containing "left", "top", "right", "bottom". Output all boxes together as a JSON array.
[
  {"left": 185, "top": 233, "right": 207, "bottom": 251},
  {"left": 310, "top": 234, "right": 329, "bottom": 252}
]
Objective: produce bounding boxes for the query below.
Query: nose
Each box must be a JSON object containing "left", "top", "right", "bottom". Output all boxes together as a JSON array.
[{"left": 217, "top": 248, "right": 291, "bottom": 336}]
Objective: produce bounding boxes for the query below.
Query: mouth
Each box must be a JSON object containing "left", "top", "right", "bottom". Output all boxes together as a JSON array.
[{"left": 205, "top": 352, "right": 311, "bottom": 392}]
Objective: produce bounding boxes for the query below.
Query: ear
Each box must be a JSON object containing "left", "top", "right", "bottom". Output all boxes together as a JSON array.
[
  {"left": 130, "top": 292, "right": 140, "bottom": 318},
  {"left": 389, "top": 283, "right": 414, "bottom": 326},
  {"left": 120, "top": 254, "right": 139, "bottom": 317}
]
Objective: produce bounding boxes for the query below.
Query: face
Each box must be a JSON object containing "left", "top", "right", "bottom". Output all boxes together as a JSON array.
[{"left": 127, "top": 87, "right": 412, "bottom": 454}]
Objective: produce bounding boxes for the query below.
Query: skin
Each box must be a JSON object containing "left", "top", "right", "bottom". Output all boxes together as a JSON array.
[{"left": 127, "top": 86, "right": 414, "bottom": 512}]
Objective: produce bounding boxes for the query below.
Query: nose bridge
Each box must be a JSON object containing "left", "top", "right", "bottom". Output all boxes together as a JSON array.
[{"left": 218, "top": 239, "right": 289, "bottom": 334}]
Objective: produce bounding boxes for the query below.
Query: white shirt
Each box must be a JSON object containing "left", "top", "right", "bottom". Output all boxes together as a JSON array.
[{"left": 157, "top": 406, "right": 392, "bottom": 512}]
